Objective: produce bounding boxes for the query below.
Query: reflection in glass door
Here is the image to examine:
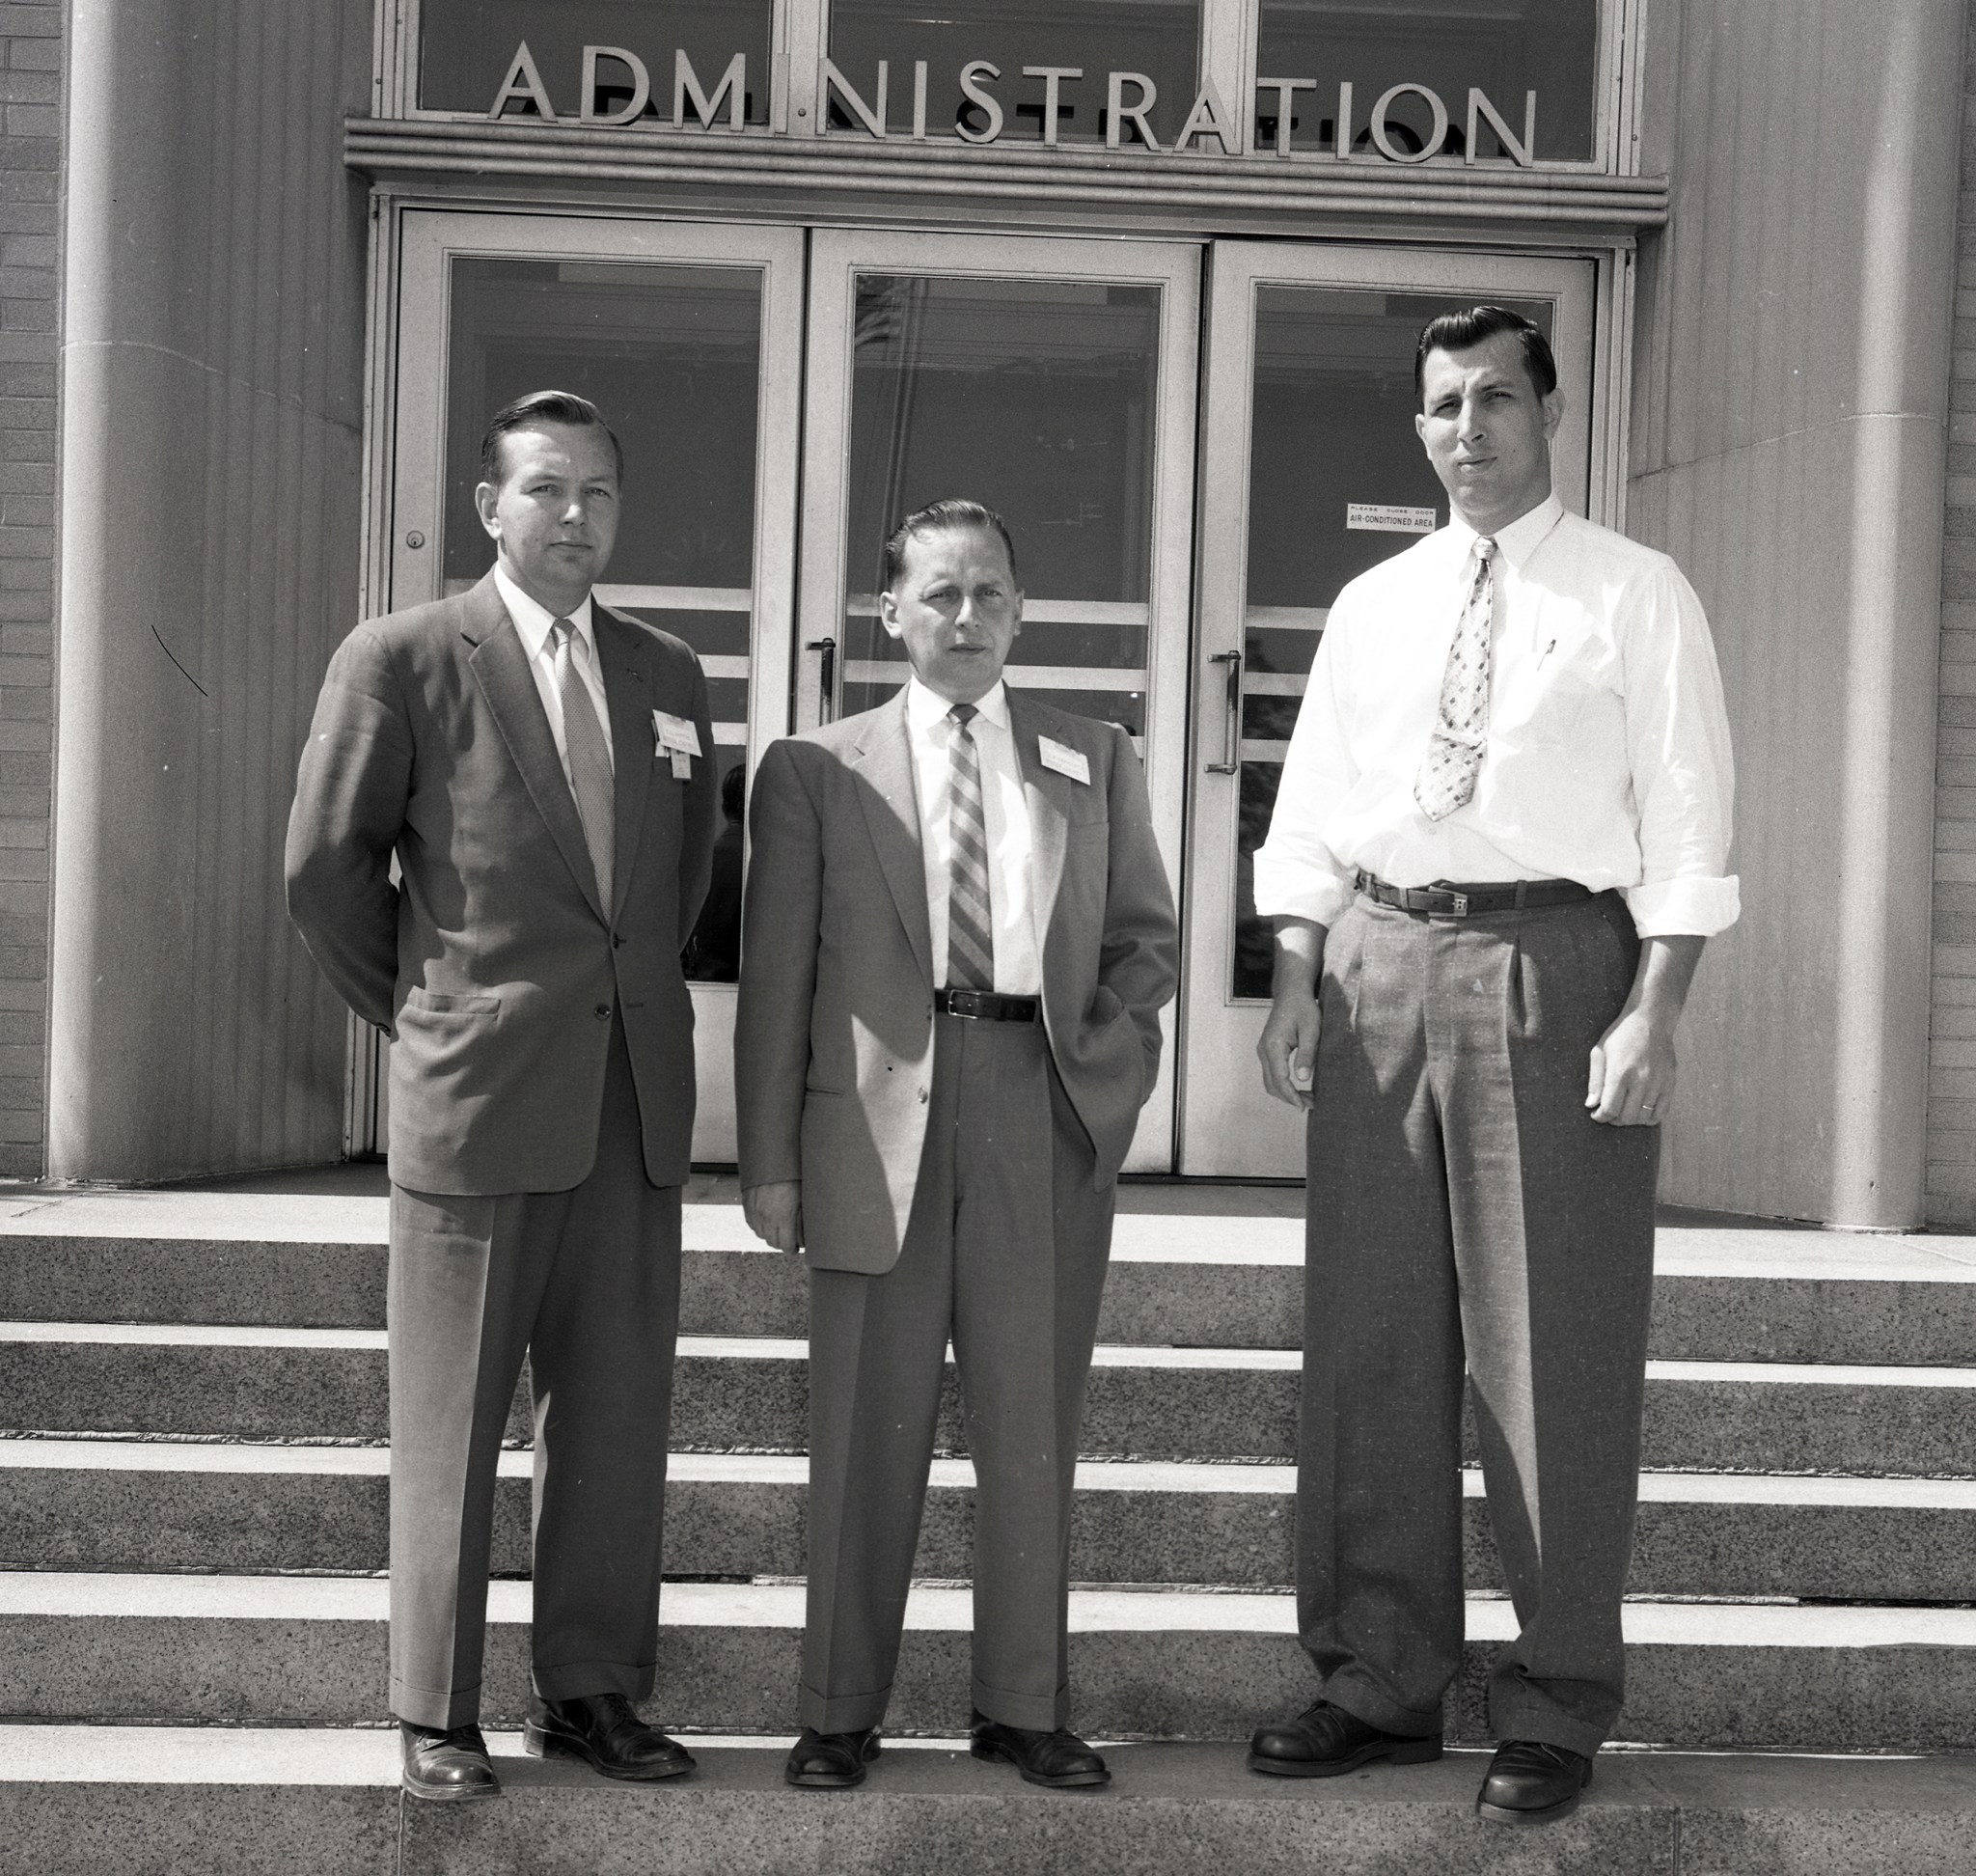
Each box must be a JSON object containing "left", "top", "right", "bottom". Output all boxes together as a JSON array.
[
  {"left": 800, "top": 231, "right": 1199, "bottom": 1172},
  {"left": 1181, "top": 246, "right": 1596, "bottom": 1176},
  {"left": 381, "top": 212, "right": 803, "bottom": 1161}
]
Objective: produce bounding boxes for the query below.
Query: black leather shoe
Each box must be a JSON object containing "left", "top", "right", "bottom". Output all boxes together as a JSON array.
[
  {"left": 1247, "top": 1699, "right": 1442, "bottom": 1778},
  {"left": 400, "top": 1721, "right": 501, "bottom": 1802},
  {"left": 969, "top": 1711, "right": 1110, "bottom": 1790},
  {"left": 1476, "top": 1739, "right": 1594, "bottom": 1825},
  {"left": 783, "top": 1725, "right": 881, "bottom": 1788},
  {"left": 523, "top": 1693, "right": 695, "bottom": 1782}
]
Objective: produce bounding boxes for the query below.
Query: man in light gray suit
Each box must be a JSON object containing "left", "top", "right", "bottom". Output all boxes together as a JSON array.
[
  {"left": 736, "top": 499, "right": 1178, "bottom": 1793},
  {"left": 287, "top": 390, "right": 716, "bottom": 1802}
]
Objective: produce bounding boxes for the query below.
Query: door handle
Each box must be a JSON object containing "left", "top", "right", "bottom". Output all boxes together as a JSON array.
[
  {"left": 1206, "top": 649, "right": 1242, "bottom": 773},
  {"left": 807, "top": 637, "right": 837, "bottom": 725}
]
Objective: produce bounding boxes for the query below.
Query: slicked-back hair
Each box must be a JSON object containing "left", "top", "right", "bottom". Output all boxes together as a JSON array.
[
  {"left": 881, "top": 499, "right": 1019, "bottom": 593},
  {"left": 1413, "top": 306, "right": 1558, "bottom": 404},
  {"left": 479, "top": 389, "right": 625, "bottom": 487}
]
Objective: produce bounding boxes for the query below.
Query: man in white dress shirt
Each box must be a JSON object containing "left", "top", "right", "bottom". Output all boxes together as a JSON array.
[
  {"left": 1245, "top": 308, "right": 1737, "bottom": 1825},
  {"left": 735, "top": 500, "right": 1177, "bottom": 1792}
]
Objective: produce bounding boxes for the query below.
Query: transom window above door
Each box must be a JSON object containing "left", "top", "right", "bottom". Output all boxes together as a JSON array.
[
  {"left": 825, "top": 0, "right": 1201, "bottom": 147},
  {"left": 400, "top": 0, "right": 1623, "bottom": 169},
  {"left": 418, "top": 0, "right": 776, "bottom": 125}
]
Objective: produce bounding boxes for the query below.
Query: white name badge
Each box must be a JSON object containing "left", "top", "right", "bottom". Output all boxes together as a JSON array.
[
  {"left": 651, "top": 710, "right": 701, "bottom": 758},
  {"left": 1037, "top": 735, "right": 1090, "bottom": 785}
]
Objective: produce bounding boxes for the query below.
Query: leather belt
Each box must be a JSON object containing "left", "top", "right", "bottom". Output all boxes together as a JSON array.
[
  {"left": 934, "top": 986, "right": 1040, "bottom": 1023},
  {"left": 1355, "top": 870, "right": 1593, "bottom": 918}
]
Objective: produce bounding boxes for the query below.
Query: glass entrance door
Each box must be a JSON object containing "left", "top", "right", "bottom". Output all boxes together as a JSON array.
[
  {"left": 1179, "top": 244, "right": 1597, "bottom": 1177},
  {"left": 368, "top": 215, "right": 1604, "bottom": 1181},
  {"left": 798, "top": 229, "right": 1201, "bottom": 1172},
  {"left": 381, "top": 210, "right": 804, "bottom": 1161}
]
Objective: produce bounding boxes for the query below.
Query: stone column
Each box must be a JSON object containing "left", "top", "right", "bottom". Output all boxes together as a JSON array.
[
  {"left": 47, "top": 0, "right": 370, "bottom": 1179},
  {"left": 1631, "top": 0, "right": 1963, "bottom": 1228}
]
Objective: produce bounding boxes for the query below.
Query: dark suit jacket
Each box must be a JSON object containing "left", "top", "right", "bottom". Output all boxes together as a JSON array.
[
  {"left": 735, "top": 688, "right": 1179, "bottom": 1274},
  {"left": 286, "top": 568, "right": 717, "bottom": 1195}
]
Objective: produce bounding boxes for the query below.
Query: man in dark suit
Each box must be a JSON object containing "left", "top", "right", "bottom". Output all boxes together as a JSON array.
[
  {"left": 287, "top": 390, "right": 717, "bottom": 1802},
  {"left": 736, "top": 499, "right": 1178, "bottom": 1793}
]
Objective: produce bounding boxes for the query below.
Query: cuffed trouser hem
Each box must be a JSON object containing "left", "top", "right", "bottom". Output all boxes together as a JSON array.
[
  {"left": 1488, "top": 1693, "right": 1613, "bottom": 1760},
  {"left": 972, "top": 1674, "right": 1068, "bottom": 1733},
  {"left": 1490, "top": 1718, "right": 1607, "bottom": 1758},
  {"left": 391, "top": 1675, "right": 481, "bottom": 1732},
  {"left": 533, "top": 1657, "right": 658, "bottom": 1704},
  {"left": 799, "top": 1683, "right": 891, "bottom": 1734},
  {"left": 1316, "top": 1671, "right": 1445, "bottom": 1740}
]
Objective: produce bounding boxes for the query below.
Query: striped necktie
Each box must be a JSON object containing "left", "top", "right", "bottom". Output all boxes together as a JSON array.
[
  {"left": 945, "top": 703, "right": 995, "bottom": 991},
  {"left": 1413, "top": 537, "right": 1498, "bottom": 822},
  {"left": 549, "top": 618, "right": 615, "bottom": 910}
]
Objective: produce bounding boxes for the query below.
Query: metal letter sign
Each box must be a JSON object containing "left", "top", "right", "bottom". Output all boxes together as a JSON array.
[{"left": 488, "top": 41, "right": 1539, "bottom": 166}]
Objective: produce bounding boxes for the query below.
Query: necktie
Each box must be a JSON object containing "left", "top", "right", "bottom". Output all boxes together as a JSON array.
[
  {"left": 1414, "top": 537, "right": 1498, "bottom": 822},
  {"left": 549, "top": 619, "right": 615, "bottom": 910},
  {"left": 945, "top": 704, "right": 995, "bottom": 991}
]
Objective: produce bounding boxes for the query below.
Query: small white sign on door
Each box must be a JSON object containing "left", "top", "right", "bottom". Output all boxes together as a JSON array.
[{"left": 1347, "top": 502, "right": 1438, "bottom": 535}]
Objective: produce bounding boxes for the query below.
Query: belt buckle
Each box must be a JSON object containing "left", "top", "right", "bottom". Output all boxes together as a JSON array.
[
  {"left": 947, "top": 988, "right": 983, "bottom": 1020},
  {"left": 1449, "top": 892, "right": 1470, "bottom": 917}
]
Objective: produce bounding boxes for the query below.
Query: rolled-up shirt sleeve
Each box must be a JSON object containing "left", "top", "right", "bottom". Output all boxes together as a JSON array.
[
  {"left": 1252, "top": 619, "right": 1358, "bottom": 928},
  {"left": 1620, "top": 562, "right": 1740, "bottom": 938}
]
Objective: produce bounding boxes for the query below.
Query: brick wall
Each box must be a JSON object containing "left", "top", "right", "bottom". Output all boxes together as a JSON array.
[{"left": 0, "top": 4, "right": 57, "bottom": 1180}]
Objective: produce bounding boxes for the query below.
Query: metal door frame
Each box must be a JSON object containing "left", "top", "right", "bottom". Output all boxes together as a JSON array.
[
  {"left": 1178, "top": 240, "right": 1600, "bottom": 1176},
  {"left": 351, "top": 207, "right": 806, "bottom": 1159},
  {"left": 799, "top": 226, "right": 1202, "bottom": 1172}
]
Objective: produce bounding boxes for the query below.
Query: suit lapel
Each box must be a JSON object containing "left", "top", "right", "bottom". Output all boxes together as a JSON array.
[
  {"left": 595, "top": 608, "right": 652, "bottom": 923},
  {"left": 851, "top": 691, "right": 935, "bottom": 987},
  {"left": 1009, "top": 692, "right": 1070, "bottom": 949},
  {"left": 464, "top": 570, "right": 606, "bottom": 920}
]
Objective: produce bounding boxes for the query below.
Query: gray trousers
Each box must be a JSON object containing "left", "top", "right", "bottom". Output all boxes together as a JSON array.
[
  {"left": 386, "top": 1018, "right": 682, "bottom": 1730},
  {"left": 801, "top": 1011, "right": 1114, "bottom": 1734},
  {"left": 1297, "top": 890, "right": 1659, "bottom": 1756}
]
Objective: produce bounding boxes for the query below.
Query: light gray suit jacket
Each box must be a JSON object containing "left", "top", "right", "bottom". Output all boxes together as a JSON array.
[{"left": 735, "top": 687, "right": 1178, "bottom": 1274}]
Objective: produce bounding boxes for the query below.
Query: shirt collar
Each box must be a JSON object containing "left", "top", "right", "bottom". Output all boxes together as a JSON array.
[
  {"left": 1444, "top": 491, "right": 1564, "bottom": 572},
  {"left": 494, "top": 564, "right": 595, "bottom": 662},
  {"left": 906, "top": 676, "right": 1010, "bottom": 731}
]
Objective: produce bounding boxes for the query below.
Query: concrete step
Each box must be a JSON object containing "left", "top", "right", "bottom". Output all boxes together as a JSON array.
[
  {"left": 5, "top": 1184, "right": 1974, "bottom": 1365},
  {"left": 5, "top": 1324, "right": 1973, "bottom": 1476},
  {"left": 8, "top": 1441, "right": 1974, "bottom": 1603},
  {"left": 5, "top": 1573, "right": 1973, "bottom": 1752},
  {"left": 4, "top": 1730, "right": 1974, "bottom": 1876}
]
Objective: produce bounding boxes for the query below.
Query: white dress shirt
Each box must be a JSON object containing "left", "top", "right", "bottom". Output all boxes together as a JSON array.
[
  {"left": 1251, "top": 494, "right": 1739, "bottom": 938},
  {"left": 904, "top": 677, "right": 1043, "bottom": 995},
  {"left": 495, "top": 565, "right": 615, "bottom": 782}
]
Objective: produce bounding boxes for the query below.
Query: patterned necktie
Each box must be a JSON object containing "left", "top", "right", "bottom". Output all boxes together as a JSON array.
[
  {"left": 945, "top": 704, "right": 995, "bottom": 991},
  {"left": 549, "top": 618, "right": 615, "bottom": 910},
  {"left": 1413, "top": 537, "right": 1498, "bottom": 822}
]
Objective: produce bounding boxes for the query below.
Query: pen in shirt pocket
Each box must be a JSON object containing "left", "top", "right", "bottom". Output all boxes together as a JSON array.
[{"left": 1536, "top": 636, "right": 1558, "bottom": 668}]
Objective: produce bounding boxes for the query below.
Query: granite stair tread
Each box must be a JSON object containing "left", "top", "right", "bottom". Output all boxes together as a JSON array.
[
  {"left": 5, "top": 1570, "right": 1975, "bottom": 1750},
  {"left": 13, "top": 1438, "right": 1976, "bottom": 1501},
  {"left": 3, "top": 1731, "right": 1974, "bottom": 1876},
  {"left": 6, "top": 1185, "right": 1974, "bottom": 1366},
  {"left": 5, "top": 1324, "right": 1971, "bottom": 1475},
  {"left": 14, "top": 1570, "right": 1976, "bottom": 1641},
  {"left": 6, "top": 1440, "right": 1972, "bottom": 1597}
]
